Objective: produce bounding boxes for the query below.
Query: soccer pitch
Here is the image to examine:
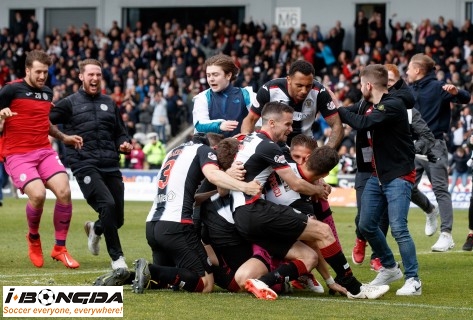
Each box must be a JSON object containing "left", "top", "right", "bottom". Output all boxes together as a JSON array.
[{"left": 1, "top": 198, "right": 472, "bottom": 320}]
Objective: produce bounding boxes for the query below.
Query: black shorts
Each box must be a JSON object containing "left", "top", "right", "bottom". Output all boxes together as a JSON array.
[
  {"left": 213, "top": 243, "right": 253, "bottom": 272},
  {"left": 200, "top": 199, "right": 245, "bottom": 248},
  {"left": 233, "top": 199, "right": 308, "bottom": 259},
  {"left": 146, "top": 220, "right": 212, "bottom": 276}
]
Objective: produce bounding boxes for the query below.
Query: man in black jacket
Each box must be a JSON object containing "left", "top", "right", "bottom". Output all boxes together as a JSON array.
[
  {"left": 50, "top": 59, "right": 133, "bottom": 270},
  {"left": 337, "top": 64, "right": 421, "bottom": 296},
  {"left": 350, "top": 64, "right": 436, "bottom": 270}
]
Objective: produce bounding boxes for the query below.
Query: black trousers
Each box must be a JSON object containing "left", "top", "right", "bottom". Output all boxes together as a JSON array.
[{"left": 75, "top": 167, "right": 125, "bottom": 261}]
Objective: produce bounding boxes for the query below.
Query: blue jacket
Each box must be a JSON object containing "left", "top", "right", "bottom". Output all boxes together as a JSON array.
[{"left": 409, "top": 71, "right": 471, "bottom": 139}]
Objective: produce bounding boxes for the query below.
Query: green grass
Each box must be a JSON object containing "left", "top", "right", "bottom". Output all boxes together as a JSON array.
[{"left": 1, "top": 198, "right": 472, "bottom": 320}]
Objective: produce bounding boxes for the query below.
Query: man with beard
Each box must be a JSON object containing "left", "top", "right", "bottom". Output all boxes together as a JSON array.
[
  {"left": 50, "top": 59, "right": 133, "bottom": 271},
  {"left": 0, "top": 50, "right": 82, "bottom": 269}
]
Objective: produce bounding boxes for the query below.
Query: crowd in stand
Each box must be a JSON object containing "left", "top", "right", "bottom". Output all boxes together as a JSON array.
[{"left": 1, "top": 11, "right": 473, "bottom": 179}]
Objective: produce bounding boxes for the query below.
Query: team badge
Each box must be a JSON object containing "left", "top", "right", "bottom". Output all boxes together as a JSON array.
[
  {"left": 376, "top": 104, "right": 385, "bottom": 111},
  {"left": 100, "top": 104, "right": 108, "bottom": 111},
  {"left": 327, "top": 101, "right": 336, "bottom": 110},
  {"left": 304, "top": 99, "right": 314, "bottom": 108},
  {"left": 208, "top": 152, "right": 217, "bottom": 161},
  {"left": 43, "top": 93, "right": 48, "bottom": 100},
  {"left": 274, "top": 155, "right": 286, "bottom": 164}
]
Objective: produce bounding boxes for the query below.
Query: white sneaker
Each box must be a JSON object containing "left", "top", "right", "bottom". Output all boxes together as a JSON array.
[
  {"left": 425, "top": 207, "right": 439, "bottom": 236},
  {"left": 347, "top": 284, "right": 390, "bottom": 299},
  {"left": 431, "top": 232, "right": 455, "bottom": 252},
  {"left": 111, "top": 256, "right": 128, "bottom": 270},
  {"left": 84, "top": 221, "right": 101, "bottom": 255},
  {"left": 369, "top": 263, "right": 403, "bottom": 286},
  {"left": 396, "top": 277, "right": 422, "bottom": 296}
]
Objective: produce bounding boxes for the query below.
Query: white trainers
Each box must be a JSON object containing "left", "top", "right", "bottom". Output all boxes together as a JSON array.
[
  {"left": 111, "top": 256, "right": 128, "bottom": 270},
  {"left": 396, "top": 277, "right": 422, "bottom": 296},
  {"left": 425, "top": 207, "right": 439, "bottom": 236},
  {"left": 431, "top": 232, "right": 455, "bottom": 252},
  {"left": 347, "top": 284, "right": 390, "bottom": 299},
  {"left": 84, "top": 221, "right": 101, "bottom": 255},
  {"left": 369, "top": 263, "right": 403, "bottom": 286}
]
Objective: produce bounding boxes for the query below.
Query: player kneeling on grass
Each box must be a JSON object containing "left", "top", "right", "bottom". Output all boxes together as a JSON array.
[{"left": 93, "top": 133, "right": 261, "bottom": 293}]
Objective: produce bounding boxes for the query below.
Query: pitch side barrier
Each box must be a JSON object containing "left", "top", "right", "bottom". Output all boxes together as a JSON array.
[{"left": 14, "top": 171, "right": 471, "bottom": 208}]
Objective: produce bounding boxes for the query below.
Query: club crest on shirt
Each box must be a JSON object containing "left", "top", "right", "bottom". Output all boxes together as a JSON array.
[
  {"left": 304, "top": 99, "right": 314, "bottom": 108},
  {"left": 100, "top": 104, "right": 108, "bottom": 111},
  {"left": 42, "top": 93, "right": 48, "bottom": 100},
  {"left": 376, "top": 104, "right": 385, "bottom": 111},
  {"left": 208, "top": 152, "right": 217, "bottom": 161},
  {"left": 274, "top": 155, "right": 286, "bottom": 164},
  {"left": 327, "top": 101, "right": 336, "bottom": 110}
]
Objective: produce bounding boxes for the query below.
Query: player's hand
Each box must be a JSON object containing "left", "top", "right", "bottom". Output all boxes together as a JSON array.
[
  {"left": 0, "top": 108, "right": 18, "bottom": 119},
  {"left": 328, "top": 282, "right": 348, "bottom": 296},
  {"left": 220, "top": 120, "right": 239, "bottom": 132},
  {"left": 227, "top": 161, "right": 246, "bottom": 180},
  {"left": 312, "top": 184, "right": 329, "bottom": 201},
  {"left": 244, "top": 180, "right": 262, "bottom": 196},
  {"left": 63, "top": 134, "right": 83, "bottom": 149},
  {"left": 119, "top": 141, "right": 133, "bottom": 153}
]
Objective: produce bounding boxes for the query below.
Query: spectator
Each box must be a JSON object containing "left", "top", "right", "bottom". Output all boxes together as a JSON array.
[
  {"left": 129, "top": 141, "right": 145, "bottom": 170},
  {"left": 151, "top": 91, "right": 168, "bottom": 143},
  {"left": 448, "top": 146, "right": 470, "bottom": 193},
  {"left": 142, "top": 132, "right": 166, "bottom": 169},
  {"left": 137, "top": 96, "right": 154, "bottom": 134},
  {"left": 406, "top": 53, "right": 471, "bottom": 251}
]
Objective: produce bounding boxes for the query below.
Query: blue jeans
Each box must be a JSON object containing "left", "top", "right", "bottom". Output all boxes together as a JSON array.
[
  {"left": 449, "top": 170, "right": 469, "bottom": 193},
  {"left": 153, "top": 125, "right": 166, "bottom": 144},
  {"left": 359, "top": 176, "right": 419, "bottom": 279}
]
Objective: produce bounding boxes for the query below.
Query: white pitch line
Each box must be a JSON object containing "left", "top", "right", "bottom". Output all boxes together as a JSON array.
[
  {"left": 212, "top": 292, "right": 473, "bottom": 312},
  {"left": 0, "top": 269, "right": 108, "bottom": 280},
  {"left": 278, "top": 295, "right": 473, "bottom": 311}
]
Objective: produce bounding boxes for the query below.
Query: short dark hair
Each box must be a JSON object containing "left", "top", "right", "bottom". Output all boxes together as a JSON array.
[
  {"left": 25, "top": 50, "right": 51, "bottom": 68},
  {"left": 306, "top": 146, "right": 339, "bottom": 175},
  {"left": 192, "top": 132, "right": 224, "bottom": 147},
  {"left": 290, "top": 134, "right": 317, "bottom": 151},
  {"left": 79, "top": 59, "right": 102, "bottom": 73},
  {"left": 216, "top": 138, "right": 240, "bottom": 170},
  {"left": 261, "top": 101, "right": 294, "bottom": 125},
  {"left": 360, "top": 64, "right": 388, "bottom": 89},
  {"left": 288, "top": 59, "right": 315, "bottom": 77}
]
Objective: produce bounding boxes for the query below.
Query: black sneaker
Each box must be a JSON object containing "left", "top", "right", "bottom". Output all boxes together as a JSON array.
[
  {"left": 93, "top": 268, "right": 130, "bottom": 286},
  {"left": 462, "top": 234, "right": 473, "bottom": 251},
  {"left": 131, "top": 258, "right": 151, "bottom": 294}
]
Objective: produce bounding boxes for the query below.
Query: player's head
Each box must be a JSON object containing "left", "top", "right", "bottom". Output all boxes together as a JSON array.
[
  {"left": 287, "top": 59, "right": 315, "bottom": 104},
  {"left": 406, "top": 53, "right": 435, "bottom": 83},
  {"left": 216, "top": 137, "right": 240, "bottom": 170},
  {"left": 79, "top": 59, "right": 103, "bottom": 96},
  {"left": 304, "top": 146, "right": 339, "bottom": 181},
  {"left": 192, "top": 132, "right": 224, "bottom": 147},
  {"left": 290, "top": 134, "right": 317, "bottom": 165},
  {"left": 261, "top": 101, "right": 294, "bottom": 143},
  {"left": 204, "top": 54, "right": 239, "bottom": 93},
  {"left": 385, "top": 64, "right": 400, "bottom": 89},
  {"left": 25, "top": 50, "right": 51, "bottom": 89},
  {"left": 359, "top": 64, "right": 388, "bottom": 101}
]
